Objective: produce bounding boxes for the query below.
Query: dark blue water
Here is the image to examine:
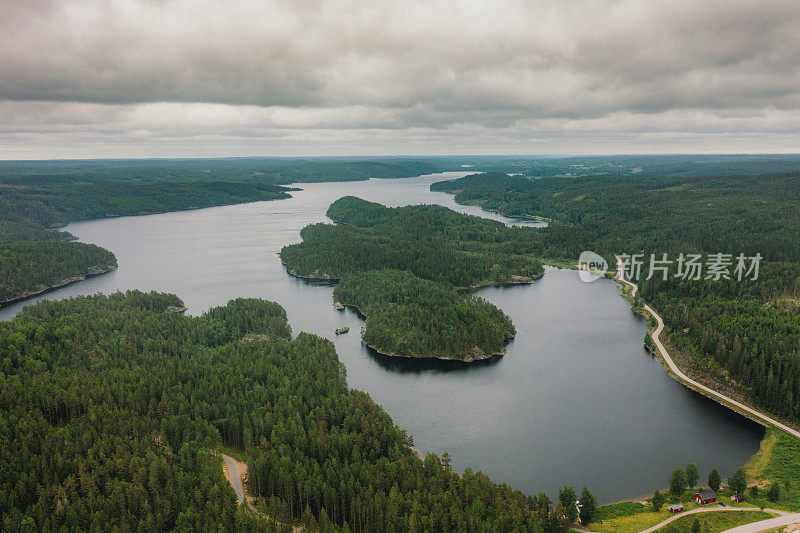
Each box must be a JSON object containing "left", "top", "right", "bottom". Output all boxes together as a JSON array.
[{"left": 0, "top": 172, "right": 763, "bottom": 502}]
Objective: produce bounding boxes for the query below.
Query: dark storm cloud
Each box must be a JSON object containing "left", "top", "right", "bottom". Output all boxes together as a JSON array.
[{"left": 0, "top": 0, "right": 799, "bottom": 157}]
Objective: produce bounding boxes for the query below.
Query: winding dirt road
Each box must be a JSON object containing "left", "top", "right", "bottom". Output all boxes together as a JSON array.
[
  {"left": 614, "top": 257, "right": 800, "bottom": 439},
  {"left": 610, "top": 257, "right": 800, "bottom": 533},
  {"left": 220, "top": 453, "right": 246, "bottom": 504}
]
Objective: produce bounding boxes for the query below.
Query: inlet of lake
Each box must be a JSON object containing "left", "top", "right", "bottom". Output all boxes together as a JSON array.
[{"left": 0, "top": 172, "right": 764, "bottom": 503}]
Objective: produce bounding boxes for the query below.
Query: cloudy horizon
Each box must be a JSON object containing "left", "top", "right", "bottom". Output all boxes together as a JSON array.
[{"left": 2, "top": 0, "right": 799, "bottom": 159}]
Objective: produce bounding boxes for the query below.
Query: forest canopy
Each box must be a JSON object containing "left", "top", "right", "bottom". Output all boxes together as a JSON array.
[
  {"left": 0, "top": 292, "right": 560, "bottom": 532},
  {"left": 0, "top": 241, "right": 117, "bottom": 303},
  {"left": 431, "top": 172, "right": 800, "bottom": 262},
  {"left": 0, "top": 158, "right": 448, "bottom": 305},
  {"left": 280, "top": 197, "right": 544, "bottom": 360},
  {"left": 334, "top": 270, "right": 515, "bottom": 360}
]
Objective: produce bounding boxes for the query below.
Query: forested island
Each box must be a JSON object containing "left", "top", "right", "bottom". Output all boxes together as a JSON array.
[
  {"left": 0, "top": 291, "right": 570, "bottom": 531},
  {"left": 432, "top": 171, "right": 800, "bottom": 425},
  {"left": 280, "top": 196, "right": 543, "bottom": 360}
]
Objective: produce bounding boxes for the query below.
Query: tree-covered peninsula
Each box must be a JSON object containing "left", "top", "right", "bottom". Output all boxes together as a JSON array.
[
  {"left": 0, "top": 241, "right": 117, "bottom": 303},
  {"left": 335, "top": 270, "right": 516, "bottom": 360},
  {"left": 280, "top": 196, "right": 543, "bottom": 360},
  {"left": 0, "top": 292, "right": 564, "bottom": 532}
]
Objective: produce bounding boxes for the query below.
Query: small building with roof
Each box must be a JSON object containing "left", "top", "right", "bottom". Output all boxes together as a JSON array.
[{"left": 695, "top": 490, "right": 717, "bottom": 505}]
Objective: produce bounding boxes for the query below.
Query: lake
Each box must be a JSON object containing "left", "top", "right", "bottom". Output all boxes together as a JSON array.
[{"left": 0, "top": 172, "right": 764, "bottom": 502}]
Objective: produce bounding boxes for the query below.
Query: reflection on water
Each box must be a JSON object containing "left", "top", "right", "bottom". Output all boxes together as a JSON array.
[{"left": 365, "top": 344, "right": 506, "bottom": 374}]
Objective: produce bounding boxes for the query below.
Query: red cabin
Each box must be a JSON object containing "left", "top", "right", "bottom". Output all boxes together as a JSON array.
[
  {"left": 731, "top": 495, "right": 745, "bottom": 503},
  {"left": 695, "top": 490, "right": 717, "bottom": 505},
  {"left": 668, "top": 504, "right": 684, "bottom": 514}
]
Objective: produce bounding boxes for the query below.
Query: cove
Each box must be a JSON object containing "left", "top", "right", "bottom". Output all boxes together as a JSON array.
[{"left": 0, "top": 172, "right": 763, "bottom": 502}]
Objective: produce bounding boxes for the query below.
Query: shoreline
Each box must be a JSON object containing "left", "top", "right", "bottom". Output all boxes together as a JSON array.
[
  {"left": 363, "top": 338, "right": 507, "bottom": 363},
  {"left": 0, "top": 264, "right": 118, "bottom": 309},
  {"left": 335, "top": 299, "right": 511, "bottom": 363},
  {"left": 433, "top": 193, "right": 555, "bottom": 224},
  {"left": 281, "top": 257, "right": 529, "bottom": 362},
  {"left": 48, "top": 192, "right": 294, "bottom": 231},
  {"left": 613, "top": 257, "right": 800, "bottom": 438}
]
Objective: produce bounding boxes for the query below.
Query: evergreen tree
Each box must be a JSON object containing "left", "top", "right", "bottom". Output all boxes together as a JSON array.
[
  {"left": 558, "top": 486, "right": 578, "bottom": 523},
  {"left": 728, "top": 468, "right": 748, "bottom": 495},
  {"left": 578, "top": 487, "right": 596, "bottom": 526},
  {"left": 708, "top": 469, "right": 722, "bottom": 493},
  {"left": 767, "top": 482, "right": 780, "bottom": 502},
  {"left": 652, "top": 491, "right": 666, "bottom": 512},
  {"left": 669, "top": 467, "right": 687, "bottom": 499},
  {"left": 686, "top": 463, "right": 699, "bottom": 490}
]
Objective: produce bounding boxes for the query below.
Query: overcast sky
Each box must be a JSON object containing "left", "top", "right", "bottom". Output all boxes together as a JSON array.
[{"left": 1, "top": 0, "right": 799, "bottom": 159}]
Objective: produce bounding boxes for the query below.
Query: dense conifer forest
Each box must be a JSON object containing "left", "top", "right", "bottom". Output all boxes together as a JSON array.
[
  {"left": 334, "top": 270, "right": 515, "bottom": 359},
  {"left": 432, "top": 171, "right": 800, "bottom": 425},
  {"left": 431, "top": 172, "right": 800, "bottom": 262},
  {"left": 0, "top": 242, "right": 117, "bottom": 303},
  {"left": 280, "top": 197, "right": 543, "bottom": 359},
  {"left": 0, "top": 291, "right": 562, "bottom": 531}
]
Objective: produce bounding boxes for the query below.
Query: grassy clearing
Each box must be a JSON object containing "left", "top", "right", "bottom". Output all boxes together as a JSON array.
[
  {"left": 655, "top": 511, "right": 776, "bottom": 533},
  {"left": 589, "top": 489, "right": 785, "bottom": 533},
  {"left": 746, "top": 428, "right": 800, "bottom": 511},
  {"left": 542, "top": 257, "right": 581, "bottom": 269},
  {"left": 593, "top": 502, "right": 650, "bottom": 522},
  {"left": 588, "top": 502, "right": 672, "bottom": 533}
]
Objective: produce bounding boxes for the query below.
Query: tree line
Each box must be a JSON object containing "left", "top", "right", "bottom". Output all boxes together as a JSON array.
[{"left": 0, "top": 241, "right": 117, "bottom": 303}]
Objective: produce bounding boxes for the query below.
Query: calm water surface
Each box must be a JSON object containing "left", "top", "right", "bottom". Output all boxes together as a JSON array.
[{"left": 0, "top": 172, "right": 763, "bottom": 502}]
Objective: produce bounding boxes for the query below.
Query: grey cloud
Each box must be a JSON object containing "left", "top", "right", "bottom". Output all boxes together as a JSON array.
[
  {"left": 1, "top": 0, "right": 800, "bottom": 156},
  {"left": 2, "top": 0, "right": 800, "bottom": 115}
]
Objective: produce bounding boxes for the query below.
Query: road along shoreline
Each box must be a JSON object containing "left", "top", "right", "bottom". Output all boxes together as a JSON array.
[{"left": 613, "top": 256, "right": 800, "bottom": 440}]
